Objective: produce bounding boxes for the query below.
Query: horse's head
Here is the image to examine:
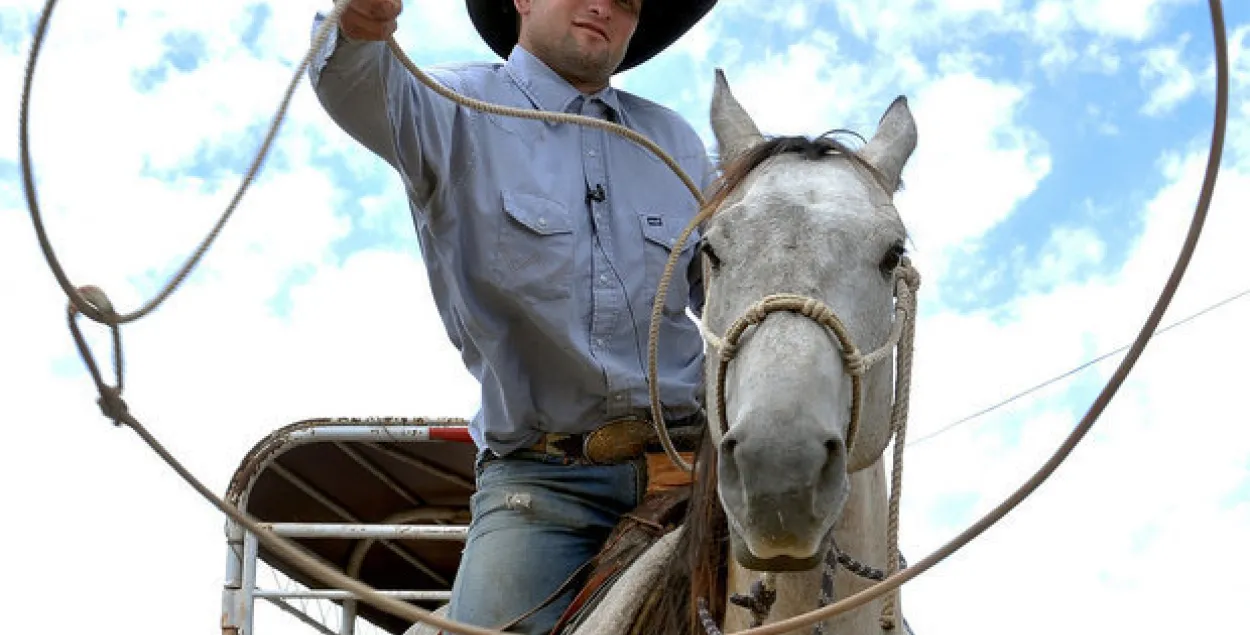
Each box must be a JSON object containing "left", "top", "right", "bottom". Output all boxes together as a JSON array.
[{"left": 699, "top": 70, "right": 918, "bottom": 572}]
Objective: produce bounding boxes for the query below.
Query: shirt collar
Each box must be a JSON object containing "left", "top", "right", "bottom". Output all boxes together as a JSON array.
[{"left": 505, "top": 45, "right": 622, "bottom": 119}]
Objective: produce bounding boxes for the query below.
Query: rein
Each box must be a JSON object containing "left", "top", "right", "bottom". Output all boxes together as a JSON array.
[{"left": 16, "top": 1, "right": 1230, "bottom": 634}]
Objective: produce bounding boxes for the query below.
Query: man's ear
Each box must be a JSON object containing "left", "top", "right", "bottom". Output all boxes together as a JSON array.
[{"left": 514, "top": 0, "right": 530, "bottom": 35}]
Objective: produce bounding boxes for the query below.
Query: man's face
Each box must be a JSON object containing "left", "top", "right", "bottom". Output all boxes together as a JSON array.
[{"left": 515, "top": 0, "right": 642, "bottom": 90}]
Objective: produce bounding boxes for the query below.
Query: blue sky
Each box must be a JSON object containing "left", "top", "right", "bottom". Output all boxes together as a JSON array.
[{"left": 2, "top": 1, "right": 1249, "bottom": 634}]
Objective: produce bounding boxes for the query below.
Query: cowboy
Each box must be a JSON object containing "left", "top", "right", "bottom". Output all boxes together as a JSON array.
[{"left": 307, "top": 0, "right": 718, "bottom": 632}]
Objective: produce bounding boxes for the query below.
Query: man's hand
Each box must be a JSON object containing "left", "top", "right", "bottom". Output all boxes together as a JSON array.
[{"left": 340, "top": 0, "right": 402, "bottom": 41}]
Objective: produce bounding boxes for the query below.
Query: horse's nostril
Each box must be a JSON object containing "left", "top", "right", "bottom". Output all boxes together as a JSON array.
[
  {"left": 723, "top": 437, "right": 738, "bottom": 455},
  {"left": 824, "top": 438, "right": 845, "bottom": 464}
]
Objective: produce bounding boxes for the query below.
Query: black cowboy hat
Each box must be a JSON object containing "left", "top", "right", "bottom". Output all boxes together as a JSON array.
[{"left": 466, "top": 0, "right": 717, "bottom": 74}]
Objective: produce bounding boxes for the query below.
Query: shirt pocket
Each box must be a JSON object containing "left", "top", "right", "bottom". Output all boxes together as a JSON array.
[
  {"left": 638, "top": 211, "right": 698, "bottom": 317},
  {"left": 492, "top": 190, "right": 576, "bottom": 302}
]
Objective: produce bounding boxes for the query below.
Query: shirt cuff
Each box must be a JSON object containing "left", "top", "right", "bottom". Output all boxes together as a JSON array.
[{"left": 308, "top": 12, "right": 367, "bottom": 84}]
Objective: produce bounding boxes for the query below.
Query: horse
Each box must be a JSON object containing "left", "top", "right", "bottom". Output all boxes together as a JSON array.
[{"left": 409, "top": 68, "right": 919, "bottom": 635}]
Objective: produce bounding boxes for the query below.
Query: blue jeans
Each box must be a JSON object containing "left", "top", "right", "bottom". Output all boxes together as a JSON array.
[{"left": 444, "top": 449, "right": 648, "bottom": 634}]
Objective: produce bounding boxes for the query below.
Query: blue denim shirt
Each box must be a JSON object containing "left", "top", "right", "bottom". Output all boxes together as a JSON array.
[{"left": 308, "top": 15, "right": 715, "bottom": 456}]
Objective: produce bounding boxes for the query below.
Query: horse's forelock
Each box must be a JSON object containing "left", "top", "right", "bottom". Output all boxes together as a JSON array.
[{"left": 705, "top": 133, "right": 889, "bottom": 223}]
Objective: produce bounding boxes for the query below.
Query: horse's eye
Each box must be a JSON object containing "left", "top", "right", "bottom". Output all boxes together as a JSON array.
[
  {"left": 699, "top": 238, "right": 722, "bottom": 270},
  {"left": 879, "top": 242, "right": 906, "bottom": 275}
]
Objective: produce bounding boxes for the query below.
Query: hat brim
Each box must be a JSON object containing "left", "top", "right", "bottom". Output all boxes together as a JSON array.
[{"left": 466, "top": 0, "right": 717, "bottom": 74}]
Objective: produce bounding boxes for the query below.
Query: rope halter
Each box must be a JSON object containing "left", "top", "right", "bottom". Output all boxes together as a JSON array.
[{"left": 696, "top": 258, "right": 920, "bottom": 458}]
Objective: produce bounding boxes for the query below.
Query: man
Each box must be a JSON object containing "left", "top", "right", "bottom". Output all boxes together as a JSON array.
[{"left": 307, "top": 0, "right": 718, "bottom": 632}]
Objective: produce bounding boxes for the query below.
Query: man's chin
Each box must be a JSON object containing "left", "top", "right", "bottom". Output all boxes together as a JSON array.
[{"left": 562, "top": 58, "right": 616, "bottom": 87}]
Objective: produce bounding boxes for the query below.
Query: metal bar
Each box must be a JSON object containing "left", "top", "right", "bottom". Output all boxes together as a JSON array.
[
  {"left": 366, "top": 442, "right": 476, "bottom": 491},
  {"left": 257, "top": 596, "right": 340, "bottom": 635},
  {"left": 283, "top": 425, "right": 470, "bottom": 443},
  {"left": 341, "top": 598, "right": 357, "bottom": 635},
  {"left": 270, "top": 464, "right": 451, "bottom": 585},
  {"left": 255, "top": 589, "right": 453, "bottom": 601},
  {"left": 222, "top": 529, "right": 246, "bottom": 635},
  {"left": 334, "top": 441, "right": 424, "bottom": 507},
  {"left": 242, "top": 531, "right": 260, "bottom": 635},
  {"left": 265, "top": 523, "right": 468, "bottom": 540},
  {"left": 346, "top": 508, "right": 467, "bottom": 590},
  {"left": 224, "top": 528, "right": 245, "bottom": 587}
]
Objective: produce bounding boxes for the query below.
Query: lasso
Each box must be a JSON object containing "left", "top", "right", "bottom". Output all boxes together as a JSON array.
[{"left": 17, "top": 0, "right": 1229, "bottom": 633}]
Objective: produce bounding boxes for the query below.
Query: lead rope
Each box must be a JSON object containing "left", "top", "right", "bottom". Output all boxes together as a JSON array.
[
  {"left": 19, "top": 0, "right": 1229, "bottom": 634},
  {"left": 880, "top": 263, "right": 919, "bottom": 629}
]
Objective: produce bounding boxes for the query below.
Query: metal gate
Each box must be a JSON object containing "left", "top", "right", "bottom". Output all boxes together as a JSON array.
[{"left": 219, "top": 417, "right": 478, "bottom": 635}]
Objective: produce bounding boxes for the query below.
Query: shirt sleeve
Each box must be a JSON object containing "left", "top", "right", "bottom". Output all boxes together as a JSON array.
[{"left": 306, "top": 13, "right": 458, "bottom": 208}]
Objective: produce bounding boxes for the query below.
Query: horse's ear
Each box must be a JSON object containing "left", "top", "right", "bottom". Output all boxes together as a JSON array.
[
  {"left": 711, "top": 68, "right": 764, "bottom": 165},
  {"left": 859, "top": 96, "right": 917, "bottom": 193}
]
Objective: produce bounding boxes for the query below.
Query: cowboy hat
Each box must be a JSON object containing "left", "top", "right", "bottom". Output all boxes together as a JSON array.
[{"left": 466, "top": 0, "right": 717, "bottom": 74}]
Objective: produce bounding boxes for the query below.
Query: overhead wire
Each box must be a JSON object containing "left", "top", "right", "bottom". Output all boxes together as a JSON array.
[{"left": 907, "top": 285, "right": 1250, "bottom": 448}]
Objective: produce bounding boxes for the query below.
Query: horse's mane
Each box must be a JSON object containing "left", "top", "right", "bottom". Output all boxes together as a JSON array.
[{"left": 635, "top": 424, "right": 729, "bottom": 634}]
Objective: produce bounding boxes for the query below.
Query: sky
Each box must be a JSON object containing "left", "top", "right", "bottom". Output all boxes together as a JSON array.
[{"left": 1, "top": 0, "right": 1248, "bottom": 634}]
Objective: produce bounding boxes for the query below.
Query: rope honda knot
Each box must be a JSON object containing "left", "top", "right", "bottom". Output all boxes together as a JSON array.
[
  {"left": 73, "top": 284, "right": 120, "bottom": 326},
  {"left": 96, "top": 385, "right": 129, "bottom": 427}
]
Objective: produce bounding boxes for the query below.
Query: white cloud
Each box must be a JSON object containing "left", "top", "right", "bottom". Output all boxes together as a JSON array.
[
  {"left": 831, "top": 0, "right": 1016, "bottom": 47},
  {"left": 1140, "top": 34, "right": 1199, "bottom": 115},
  {"left": 895, "top": 72, "right": 1051, "bottom": 280},
  {"left": 393, "top": 0, "right": 495, "bottom": 59},
  {"left": 1044, "top": 0, "right": 1195, "bottom": 41},
  {"left": 1020, "top": 225, "right": 1107, "bottom": 290},
  {"left": 715, "top": 33, "right": 872, "bottom": 135}
]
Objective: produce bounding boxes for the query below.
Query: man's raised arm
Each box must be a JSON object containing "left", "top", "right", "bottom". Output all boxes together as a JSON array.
[{"left": 307, "top": 1, "right": 457, "bottom": 204}]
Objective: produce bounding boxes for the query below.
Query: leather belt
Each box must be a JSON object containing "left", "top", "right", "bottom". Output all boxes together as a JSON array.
[{"left": 528, "top": 413, "right": 704, "bottom": 465}]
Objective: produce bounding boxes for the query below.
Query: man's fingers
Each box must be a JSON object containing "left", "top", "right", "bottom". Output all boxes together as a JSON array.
[
  {"left": 370, "top": 0, "right": 402, "bottom": 21},
  {"left": 340, "top": 2, "right": 398, "bottom": 41},
  {"left": 349, "top": 0, "right": 401, "bottom": 21}
]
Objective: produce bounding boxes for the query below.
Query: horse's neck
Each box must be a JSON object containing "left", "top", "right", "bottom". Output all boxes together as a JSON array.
[{"left": 724, "top": 457, "right": 894, "bottom": 634}]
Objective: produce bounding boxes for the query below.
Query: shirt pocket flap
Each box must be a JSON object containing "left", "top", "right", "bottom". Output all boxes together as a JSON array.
[
  {"left": 639, "top": 212, "right": 696, "bottom": 253},
  {"left": 502, "top": 191, "right": 573, "bottom": 236}
]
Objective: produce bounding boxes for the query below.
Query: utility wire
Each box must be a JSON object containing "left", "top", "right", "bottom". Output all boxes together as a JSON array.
[{"left": 906, "top": 285, "right": 1250, "bottom": 448}]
